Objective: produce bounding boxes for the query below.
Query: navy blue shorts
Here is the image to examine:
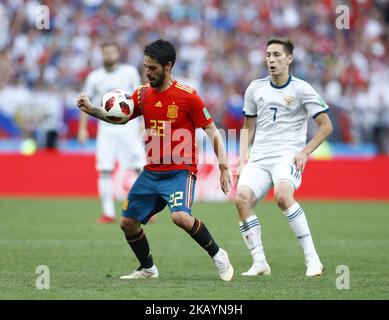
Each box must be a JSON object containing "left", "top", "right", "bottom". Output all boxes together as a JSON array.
[{"left": 121, "top": 169, "right": 196, "bottom": 224}]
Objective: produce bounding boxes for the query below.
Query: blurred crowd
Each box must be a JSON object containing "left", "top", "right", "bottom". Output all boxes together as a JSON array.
[{"left": 0, "top": 0, "right": 389, "bottom": 153}]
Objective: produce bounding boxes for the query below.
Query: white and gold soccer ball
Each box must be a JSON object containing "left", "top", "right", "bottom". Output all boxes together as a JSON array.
[{"left": 101, "top": 89, "right": 134, "bottom": 123}]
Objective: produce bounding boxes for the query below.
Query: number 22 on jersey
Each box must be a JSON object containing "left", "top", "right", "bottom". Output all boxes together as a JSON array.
[{"left": 150, "top": 119, "right": 165, "bottom": 136}]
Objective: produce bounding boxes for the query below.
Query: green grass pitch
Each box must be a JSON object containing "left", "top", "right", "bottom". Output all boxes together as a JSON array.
[{"left": 0, "top": 198, "right": 388, "bottom": 299}]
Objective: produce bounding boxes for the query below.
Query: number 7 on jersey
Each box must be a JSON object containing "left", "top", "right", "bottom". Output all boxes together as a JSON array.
[{"left": 270, "top": 107, "right": 278, "bottom": 122}]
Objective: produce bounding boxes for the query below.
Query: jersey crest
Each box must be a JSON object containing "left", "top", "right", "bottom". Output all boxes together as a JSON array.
[
  {"left": 167, "top": 103, "right": 179, "bottom": 120},
  {"left": 284, "top": 96, "right": 295, "bottom": 107}
]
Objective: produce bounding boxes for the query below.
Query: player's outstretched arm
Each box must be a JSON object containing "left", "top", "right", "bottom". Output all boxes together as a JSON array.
[
  {"left": 294, "top": 112, "right": 333, "bottom": 172},
  {"left": 76, "top": 93, "right": 130, "bottom": 124},
  {"left": 203, "top": 122, "right": 232, "bottom": 195}
]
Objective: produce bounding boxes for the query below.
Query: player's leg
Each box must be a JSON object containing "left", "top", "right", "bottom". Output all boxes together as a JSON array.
[
  {"left": 236, "top": 162, "right": 272, "bottom": 276},
  {"left": 161, "top": 171, "right": 234, "bottom": 281},
  {"left": 119, "top": 216, "right": 158, "bottom": 279},
  {"left": 96, "top": 131, "right": 116, "bottom": 223},
  {"left": 172, "top": 211, "right": 234, "bottom": 281},
  {"left": 97, "top": 171, "right": 115, "bottom": 222},
  {"left": 119, "top": 170, "right": 165, "bottom": 279},
  {"left": 272, "top": 163, "right": 323, "bottom": 277}
]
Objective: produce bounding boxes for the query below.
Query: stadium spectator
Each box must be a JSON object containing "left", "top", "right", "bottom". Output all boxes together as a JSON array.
[{"left": 77, "top": 40, "right": 145, "bottom": 223}]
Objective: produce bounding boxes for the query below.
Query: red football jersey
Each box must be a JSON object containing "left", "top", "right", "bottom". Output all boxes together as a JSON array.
[{"left": 130, "top": 80, "right": 213, "bottom": 173}]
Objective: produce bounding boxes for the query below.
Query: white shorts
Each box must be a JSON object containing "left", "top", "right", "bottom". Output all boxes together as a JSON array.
[
  {"left": 237, "top": 160, "right": 302, "bottom": 201},
  {"left": 96, "top": 130, "right": 145, "bottom": 172}
]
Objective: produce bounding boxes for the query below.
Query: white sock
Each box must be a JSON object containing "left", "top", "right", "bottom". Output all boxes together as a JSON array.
[
  {"left": 239, "top": 215, "right": 267, "bottom": 264},
  {"left": 98, "top": 173, "right": 115, "bottom": 219},
  {"left": 283, "top": 202, "right": 317, "bottom": 259}
]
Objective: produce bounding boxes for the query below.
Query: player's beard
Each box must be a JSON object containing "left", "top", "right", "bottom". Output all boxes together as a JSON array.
[
  {"left": 149, "top": 72, "right": 165, "bottom": 88},
  {"left": 104, "top": 60, "right": 117, "bottom": 71}
]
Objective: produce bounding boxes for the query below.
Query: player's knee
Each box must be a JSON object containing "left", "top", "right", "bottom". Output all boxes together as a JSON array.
[
  {"left": 171, "top": 211, "right": 194, "bottom": 231},
  {"left": 274, "top": 191, "right": 293, "bottom": 210},
  {"left": 120, "top": 217, "right": 140, "bottom": 235},
  {"left": 274, "top": 182, "right": 295, "bottom": 210},
  {"left": 235, "top": 190, "right": 253, "bottom": 214}
]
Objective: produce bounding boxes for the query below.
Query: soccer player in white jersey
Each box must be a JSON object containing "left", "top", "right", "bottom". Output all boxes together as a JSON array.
[
  {"left": 236, "top": 37, "right": 333, "bottom": 277},
  {"left": 78, "top": 41, "right": 145, "bottom": 223}
]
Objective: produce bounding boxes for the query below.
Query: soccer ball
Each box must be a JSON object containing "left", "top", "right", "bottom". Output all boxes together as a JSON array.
[{"left": 101, "top": 89, "right": 134, "bottom": 123}]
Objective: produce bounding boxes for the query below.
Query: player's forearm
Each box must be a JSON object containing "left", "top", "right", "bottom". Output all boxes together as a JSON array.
[
  {"left": 214, "top": 134, "right": 229, "bottom": 169},
  {"left": 204, "top": 124, "right": 229, "bottom": 169},
  {"left": 239, "top": 130, "right": 250, "bottom": 166},
  {"left": 239, "top": 122, "right": 255, "bottom": 166},
  {"left": 83, "top": 106, "right": 108, "bottom": 122},
  {"left": 215, "top": 136, "right": 229, "bottom": 170},
  {"left": 302, "top": 122, "right": 333, "bottom": 155}
]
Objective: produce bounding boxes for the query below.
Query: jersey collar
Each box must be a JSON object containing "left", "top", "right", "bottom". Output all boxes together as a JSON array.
[
  {"left": 153, "top": 80, "right": 177, "bottom": 94},
  {"left": 270, "top": 74, "right": 292, "bottom": 89}
]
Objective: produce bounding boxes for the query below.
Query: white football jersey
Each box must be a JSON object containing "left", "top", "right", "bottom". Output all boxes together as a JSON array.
[
  {"left": 243, "top": 75, "right": 329, "bottom": 163},
  {"left": 83, "top": 64, "right": 142, "bottom": 133}
]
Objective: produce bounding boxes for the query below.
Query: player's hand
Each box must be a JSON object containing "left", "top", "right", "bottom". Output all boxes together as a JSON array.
[
  {"left": 220, "top": 165, "right": 232, "bottom": 195},
  {"left": 294, "top": 150, "right": 309, "bottom": 173},
  {"left": 77, "top": 127, "right": 89, "bottom": 144},
  {"left": 77, "top": 93, "right": 94, "bottom": 114}
]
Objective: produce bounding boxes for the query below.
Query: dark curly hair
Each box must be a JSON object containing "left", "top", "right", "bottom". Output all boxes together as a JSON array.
[{"left": 144, "top": 39, "right": 176, "bottom": 68}]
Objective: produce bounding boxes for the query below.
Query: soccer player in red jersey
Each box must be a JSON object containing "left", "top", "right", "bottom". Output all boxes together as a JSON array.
[{"left": 77, "top": 39, "right": 234, "bottom": 281}]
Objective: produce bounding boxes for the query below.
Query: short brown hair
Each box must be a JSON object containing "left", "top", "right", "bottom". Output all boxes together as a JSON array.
[
  {"left": 101, "top": 40, "right": 120, "bottom": 50},
  {"left": 266, "top": 37, "right": 294, "bottom": 55}
]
